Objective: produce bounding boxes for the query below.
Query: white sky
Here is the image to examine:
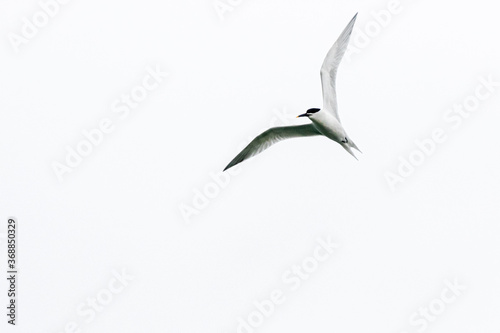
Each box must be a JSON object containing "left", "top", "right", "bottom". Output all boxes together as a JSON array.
[{"left": 1, "top": 0, "right": 499, "bottom": 332}]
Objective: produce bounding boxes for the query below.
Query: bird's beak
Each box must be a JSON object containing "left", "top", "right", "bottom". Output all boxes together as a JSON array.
[{"left": 296, "top": 113, "right": 308, "bottom": 118}]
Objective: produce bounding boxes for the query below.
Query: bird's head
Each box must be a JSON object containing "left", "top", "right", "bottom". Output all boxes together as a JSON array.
[{"left": 297, "top": 108, "right": 320, "bottom": 118}]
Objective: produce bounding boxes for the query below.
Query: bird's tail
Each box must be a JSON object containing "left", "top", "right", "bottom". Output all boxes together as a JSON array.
[
  {"left": 343, "top": 145, "right": 358, "bottom": 160},
  {"left": 348, "top": 138, "right": 362, "bottom": 153}
]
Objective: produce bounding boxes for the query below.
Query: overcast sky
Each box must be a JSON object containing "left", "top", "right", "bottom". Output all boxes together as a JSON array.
[{"left": 1, "top": 0, "right": 500, "bottom": 332}]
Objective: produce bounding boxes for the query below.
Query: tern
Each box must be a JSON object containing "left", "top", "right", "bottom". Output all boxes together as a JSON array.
[{"left": 224, "top": 13, "right": 361, "bottom": 172}]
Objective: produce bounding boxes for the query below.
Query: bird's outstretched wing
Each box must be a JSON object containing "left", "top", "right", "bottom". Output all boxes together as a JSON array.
[
  {"left": 223, "top": 124, "right": 320, "bottom": 171},
  {"left": 320, "top": 13, "right": 357, "bottom": 123}
]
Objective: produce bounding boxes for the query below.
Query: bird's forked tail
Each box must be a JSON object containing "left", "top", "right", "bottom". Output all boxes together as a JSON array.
[{"left": 348, "top": 139, "right": 362, "bottom": 153}]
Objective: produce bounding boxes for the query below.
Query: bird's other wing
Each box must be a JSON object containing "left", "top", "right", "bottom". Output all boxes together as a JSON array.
[
  {"left": 320, "top": 13, "right": 357, "bottom": 123},
  {"left": 223, "top": 124, "right": 321, "bottom": 171}
]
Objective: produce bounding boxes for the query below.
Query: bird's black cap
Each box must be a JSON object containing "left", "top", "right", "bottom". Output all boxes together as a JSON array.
[{"left": 307, "top": 108, "right": 320, "bottom": 114}]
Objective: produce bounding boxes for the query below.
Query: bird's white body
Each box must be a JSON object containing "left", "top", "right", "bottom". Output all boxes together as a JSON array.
[
  {"left": 224, "top": 13, "right": 361, "bottom": 171},
  {"left": 309, "top": 111, "right": 346, "bottom": 143}
]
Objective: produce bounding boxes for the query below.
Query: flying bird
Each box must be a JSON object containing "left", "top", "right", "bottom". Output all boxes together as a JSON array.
[{"left": 224, "top": 13, "right": 361, "bottom": 172}]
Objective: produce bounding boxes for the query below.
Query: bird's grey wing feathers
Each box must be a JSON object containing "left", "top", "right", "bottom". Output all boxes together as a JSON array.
[
  {"left": 224, "top": 124, "right": 320, "bottom": 171},
  {"left": 320, "top": 13, "right": 357, "bottom": 122}
]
